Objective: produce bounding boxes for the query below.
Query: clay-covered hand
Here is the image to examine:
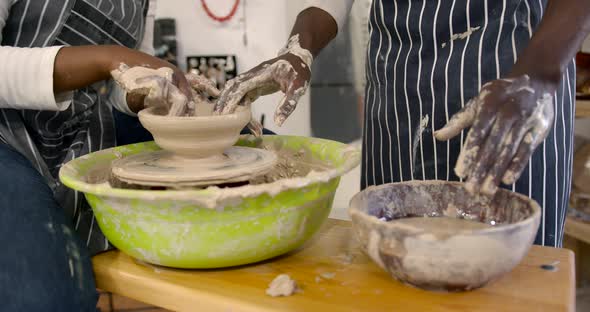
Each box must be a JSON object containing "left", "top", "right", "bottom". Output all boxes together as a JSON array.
[
  {"left": 214, "top": 35, "right": 313, "bottom": 126},
  {"left": 111, "top": 64, "right": 196, "bottom": 116},
  {"left": 184, "top": 72, "right": 221, "bottom": 116},
  {"left": 434, "top": 75, "right": 555, "bottom": 195}
]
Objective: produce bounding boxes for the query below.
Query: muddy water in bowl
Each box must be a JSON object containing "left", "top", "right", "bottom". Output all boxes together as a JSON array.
[
  {"left": 392, "top": 216, "right": 493, "bottom": 232},
  {"left": 349, "top": 181, "right": 541, "bottom": 292}
]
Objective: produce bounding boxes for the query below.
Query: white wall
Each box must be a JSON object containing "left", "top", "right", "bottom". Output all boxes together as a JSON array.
[{"left": 155, "top": 0, "right": 311, "bottom": 136}]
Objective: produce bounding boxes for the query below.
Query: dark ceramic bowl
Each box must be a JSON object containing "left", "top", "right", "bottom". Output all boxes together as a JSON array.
[{"left": 348, "top": 180, "right": 541, "bottom": 292}]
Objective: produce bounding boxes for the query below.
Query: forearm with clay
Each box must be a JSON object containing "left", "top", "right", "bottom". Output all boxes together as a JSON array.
[
  {"left": 215, "top": 4, "right": 352, "bottom": 126},
  {"left": 53, "top": 45, "right": 200, "bottom": 116}
]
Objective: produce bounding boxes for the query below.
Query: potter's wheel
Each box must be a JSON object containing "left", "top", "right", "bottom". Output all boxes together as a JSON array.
[{"left": 111, "top": 146, "right": 277, "bottom": 187}]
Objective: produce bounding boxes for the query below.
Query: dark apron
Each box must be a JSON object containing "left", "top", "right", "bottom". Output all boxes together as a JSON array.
[{"left": 0, "top": 0, "right": 148, "bottom": 255}]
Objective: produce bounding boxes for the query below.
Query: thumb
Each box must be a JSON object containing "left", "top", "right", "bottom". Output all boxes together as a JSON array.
[
  {"left": 166, "top": 83, "right": 189, "bottom": 116},
  {"left": 434, "top": 99, "right": 477, "bottom": 141}
]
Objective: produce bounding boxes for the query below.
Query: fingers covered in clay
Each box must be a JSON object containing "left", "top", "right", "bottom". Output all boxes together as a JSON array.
[
  {"left": 111, "top": 64, "right": 172, "bottom": 95},
  {"left": 186, "top": 73, "right": 221, "bottom": 97},
  {"left": 111, "top": 64, "right": 192, "bottom": 116},
  {"left": 439, "top": 75, "right": 555, "bottom": 196},
  {"left": 247, "top": 118, "right": 264, "bottom": 137},
  {"left": 215, "top": 65, "right": 277, "bottom": 115},
  {"left": 214, "top": 39, "right": 312, "bottom": 127},
  {"left": 479, "top": 122, "right": 528, "bottom": 194},
  {"left": 465, "top": 119, "right": 515, "bottom": 195},
  {"left": 453, "top": 110, "right": 497, "bottom": 179},
  {"left": 434, "top": 98, "right": 478, "bottom": 141},
  {"left": 501, "top": 100, "right": 554, "bottom": 185}
]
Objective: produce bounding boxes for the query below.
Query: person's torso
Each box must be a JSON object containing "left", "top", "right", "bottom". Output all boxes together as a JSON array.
[{"left": 362, "top": 0, "right": 549, "bottom": 183}]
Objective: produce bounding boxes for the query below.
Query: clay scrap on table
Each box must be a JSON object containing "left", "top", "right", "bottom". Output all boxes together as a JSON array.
[{"left": 266, "top": 274, "right": 298, "bottom": 297}]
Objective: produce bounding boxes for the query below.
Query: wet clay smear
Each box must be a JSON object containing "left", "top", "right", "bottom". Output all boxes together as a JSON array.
[
  {"left": 249, "top": 148, "right": 331, "bottom": 185},
  {"left": 90, "top": 147, "right": 332, "bottom": 190}
]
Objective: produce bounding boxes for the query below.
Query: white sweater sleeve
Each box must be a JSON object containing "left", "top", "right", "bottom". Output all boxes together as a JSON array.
[
  {"left": 303, "top": 0, "right": 355, "bottom": 32},
  {"left": 108, "top": 0, "right": 157, "bottom": 116},
  {"left": 0, "top": 0, "right": 73, "bottom": 111}
]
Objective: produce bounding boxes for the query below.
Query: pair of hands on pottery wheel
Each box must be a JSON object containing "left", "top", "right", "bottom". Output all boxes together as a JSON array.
[
  {"left": 213, "top": 35, "right": 557, "bottom": 197},
  {"left": 110, "top": 60, "right": 264, "bottom": 136},
  {"left": 112, "top": 65, "right": 218, "bottom": 116}
]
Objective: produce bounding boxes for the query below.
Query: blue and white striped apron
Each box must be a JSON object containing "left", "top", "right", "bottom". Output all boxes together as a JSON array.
[
  {"left": 0, "top": 0, "right": 149, "bottom": 255},
  {"left": 361, "top": 0, "right": 575, "bottom": 247}
]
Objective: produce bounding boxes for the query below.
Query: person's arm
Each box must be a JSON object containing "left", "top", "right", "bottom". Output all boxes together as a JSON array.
[
  {"left": 0, "top": 0, "right": 73, "bottom": 111},
  {"left": 0, "top": 0, "right": 192, "bottom": 114},
  {"left": 214, "top": 1, "right": 353, "bottom": 126},
  {"left": 0, "top": 44, "right": 191, "bottom": 113},
  {"left": 435, "top": 0, "right": 590, "bottom": 195},
  {"left": 109, "top": 0, "right": 158, "bottom": 115},
  {"left": 53, "top": 45, "right": 182, "bottom": 94}
]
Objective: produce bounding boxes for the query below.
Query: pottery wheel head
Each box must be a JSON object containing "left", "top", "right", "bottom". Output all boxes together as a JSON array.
[{"left": 111, "top": 146, "right": 277, "bottom": 187}]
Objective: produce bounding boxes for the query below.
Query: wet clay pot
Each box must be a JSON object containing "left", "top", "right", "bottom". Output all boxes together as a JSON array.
[
  {"left": 349, "top": 181, "right": 541, "bottom": 292},
  {"left": 138, "top": 104, "right": 250, "bottom": 159}
]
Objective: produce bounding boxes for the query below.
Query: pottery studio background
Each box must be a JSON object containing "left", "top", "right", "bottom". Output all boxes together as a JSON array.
[
  {"left": 154, "top": 0, "right": 371, "bottom": 143},
  {"left": 153, "top": 1, "right": 590, "bottom": 309}
]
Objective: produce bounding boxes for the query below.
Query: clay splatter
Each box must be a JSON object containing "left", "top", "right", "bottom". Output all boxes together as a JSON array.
[{"left": 266, "top": 274, "right": 297, "bottom": 297}]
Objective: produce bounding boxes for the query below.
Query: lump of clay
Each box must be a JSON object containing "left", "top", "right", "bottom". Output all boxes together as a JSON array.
[{"left": 266, "top": 274, "right": 297, "bottom": 297}]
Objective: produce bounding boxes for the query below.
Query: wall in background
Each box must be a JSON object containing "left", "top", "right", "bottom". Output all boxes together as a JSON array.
[
  {"left": 153, "top": 1, "right": 365, "bottom": 143},
  {"left": 583, "top": 35, "right": 590, "bottom": 52},
  {"left": 154, "top": 0, "right": 311, "bottom": 137}
]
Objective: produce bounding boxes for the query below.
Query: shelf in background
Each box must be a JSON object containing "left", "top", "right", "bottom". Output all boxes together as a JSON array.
[{"left": 566, "top": 216, "right": 590, "bottom": 245}]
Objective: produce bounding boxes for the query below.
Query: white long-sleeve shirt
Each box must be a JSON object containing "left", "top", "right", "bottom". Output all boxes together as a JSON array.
[{"left": 0, "top": 0, "right": 156, "bottom": 113}]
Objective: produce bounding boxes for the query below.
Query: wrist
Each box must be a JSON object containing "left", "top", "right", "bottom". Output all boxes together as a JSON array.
[
  {"left": 508, "top": 44, "right": 563, "bottom": 92},
  {"left": 290, "top": 7, "right": 338, "bottom": 58},
  {"left": 97, "top": 45, "right": 130, "bottom": 77},
  {"left": 278, "top": 35, "right": 314, "bottom": 68}
]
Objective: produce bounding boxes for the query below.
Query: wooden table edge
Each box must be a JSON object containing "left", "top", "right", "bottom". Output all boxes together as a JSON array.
[{"left": 92, "top": 218, "right": 577, "bottom": 312}]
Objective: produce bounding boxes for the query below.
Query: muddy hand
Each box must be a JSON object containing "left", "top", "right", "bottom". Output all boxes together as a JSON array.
[
  {"left": 214, "top": 35, "right": 313, "bottom": 126},
  {"left": 111, "top": 64, "right": 192, "bottom": 116},
  {"left": 434, "top": 75, "right": 554, "bottom": 195},
  {"left": 186, "top": 73, "right": 221, "bottom": 98},
  {"left": 184, "top": 73, "right": 222, "bottom": 116}
]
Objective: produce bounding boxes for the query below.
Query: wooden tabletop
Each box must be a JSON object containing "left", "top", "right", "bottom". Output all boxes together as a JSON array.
[
  {"left": 577, "top": 99, "right": 590, "bottom": 118},
  {"left": 566, "top": 216, "right": 590, "bottom": 245},
  {"left": 93, "top": 219, "right": 575, "bottom": 312}
]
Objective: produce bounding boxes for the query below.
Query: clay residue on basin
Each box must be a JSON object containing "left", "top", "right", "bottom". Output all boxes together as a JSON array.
[
  {"left": 390, "top": 216, "right": 493, "bottom": 234},
  {"left": 84, "top": 144, "right": 332, "bottom": 190}
]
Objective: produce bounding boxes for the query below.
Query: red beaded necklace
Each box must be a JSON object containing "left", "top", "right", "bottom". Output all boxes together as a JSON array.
[{"left": 200, "top": 0, "right": 240, "bottom": 22}]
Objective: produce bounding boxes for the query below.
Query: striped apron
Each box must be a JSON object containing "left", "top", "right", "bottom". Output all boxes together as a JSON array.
[
  {"left": 362, "top": 0, "right": 575, "bottom": 247},
  {"left": 0, "top": 0, "right": 148, "bottom": 255}
]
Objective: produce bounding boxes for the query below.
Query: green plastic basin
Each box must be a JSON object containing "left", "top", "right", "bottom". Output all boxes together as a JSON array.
[{"left": 59, "top": 135, "right": 360, "bottom": 268}]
